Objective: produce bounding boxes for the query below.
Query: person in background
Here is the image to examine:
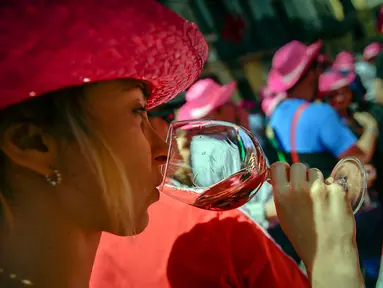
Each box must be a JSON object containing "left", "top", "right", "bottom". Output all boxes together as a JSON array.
[
  {"left": 90, "top": 101, "right": 311, "bottom": 288},
  {"left": 177, "top": 78, "right": 249, "bottom": 129},
  {"left": 355, "top": 42, "right": 382, "bottom": 102},
  {"left": 267, "top": 41, "right": 376, "bottom": 174},
  {"left": 333, "top": 51, "right": 367, "bottom": 101},
  {"left": 319, "top": 69, "right": 382, "bottom": 287}
]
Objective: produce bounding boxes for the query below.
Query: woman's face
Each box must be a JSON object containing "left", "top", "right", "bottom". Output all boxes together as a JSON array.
[
  {"left": 327, "top": 86, "right": 353, "bottom": 112},
  {"left": 55, "top": 81, "right": 168, "bottom": 235},
  {"left": 149, "top": 117, "right": 170, "bottom": 140}
]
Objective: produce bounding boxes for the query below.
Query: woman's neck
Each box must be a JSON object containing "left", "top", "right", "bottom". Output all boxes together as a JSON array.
[{"left": 0, "top": 193, "right": 101, "bottom": 288}]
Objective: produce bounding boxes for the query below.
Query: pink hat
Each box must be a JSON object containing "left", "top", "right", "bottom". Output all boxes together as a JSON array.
[
  {"left": 363, "top": 42, "right": 382, "bottom": 61},
  {"left": 267, "top": 40, "right": 322, "bottom": 93},
  {"left": 332, "top": 51, "right": 355, "bottom": 71},
  {"left": 261, "top": 92, "right": 287, "bottom": 117},
  {"left": 177, "top": 79, "right": 237, "bottom": 120},
  {"left": 319, "top": 70, "right": 356, "bottom": 95},
  {"left": 0, "top": 0, "right": 208, "bottom": 111}
]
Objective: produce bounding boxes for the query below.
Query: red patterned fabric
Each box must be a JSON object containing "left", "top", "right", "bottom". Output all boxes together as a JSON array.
[
  {"left": 0, "top": 0, "right": 208, "bottom": 110},
  {"left": 91, "top": 195, "right": 310, "bottom": 288}
]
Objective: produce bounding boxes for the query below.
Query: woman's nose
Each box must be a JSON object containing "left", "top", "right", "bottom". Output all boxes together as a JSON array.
[{"left": 149, "top": 125, "right": 169, "bottom": 165}]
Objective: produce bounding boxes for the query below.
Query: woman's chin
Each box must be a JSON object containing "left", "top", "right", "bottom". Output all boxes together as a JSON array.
[
  {"left": 107, "top": 210, "right": 150, "bottom": 236},
  {"left": 132, "top": 211, "right": 150, "bottom": 235}
]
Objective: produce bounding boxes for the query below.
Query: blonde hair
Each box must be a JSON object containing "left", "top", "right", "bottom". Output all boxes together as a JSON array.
[{"left": 0, "top": 82, "right": 138, "bottom": 233}]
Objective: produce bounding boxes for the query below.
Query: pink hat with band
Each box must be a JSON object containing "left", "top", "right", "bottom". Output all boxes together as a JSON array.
[
  {"left": 332, "top": 51, "right": 355, "bottom": 71},
  {"left": 319, "top": 70, "right": 356, "bottom": 95},
  {"left": 363, "top": 42, "right": 382, "bottom": 61},
  {"left": 261, "top": 88, "right": 287, "bottom": 117},
  {"left": 177, "top": 79, "right": 237, "bottom": 120},
  {"left": 0, "top": 0, "right": 208, "bottom": 111},
  {"left": 267, "top": 40, "right": 322, "bottom": 93}
]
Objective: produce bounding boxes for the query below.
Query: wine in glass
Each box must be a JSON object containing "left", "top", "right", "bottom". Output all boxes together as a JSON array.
[{"left": 158, "top": 120, "right": 366, "bottom": 213}]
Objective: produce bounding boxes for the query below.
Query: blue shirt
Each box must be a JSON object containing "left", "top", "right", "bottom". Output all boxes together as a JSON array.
[{"left": 270, "top": 99, "right": 357, "bottom": 157}]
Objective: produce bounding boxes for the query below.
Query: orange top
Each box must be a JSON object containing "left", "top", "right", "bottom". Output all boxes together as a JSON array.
[{"left": 91, "top": 195, "right": 310, "bottom": 288}]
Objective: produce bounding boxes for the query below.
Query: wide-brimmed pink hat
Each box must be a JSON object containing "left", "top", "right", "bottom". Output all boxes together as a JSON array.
[
  {"left": 177, "top": 79, "right": 237, "bottom": 120},
  {"left": 0, "top": 0, "right": 208, "bottom": 111},
  {"left": 332, "top": 51, "right": 355, "bottom": 71},
  {"left": 319, "top": 69, "right": 356, "bottom": 95},
  {"left": 363, "top": 42, "right": 382, "bottom": 62},
  {"left": 260, "top": 86, "right": 287, "bottom": 117},
  {"left": 267, "top": 40, "right": 322, "bottom": 93}
]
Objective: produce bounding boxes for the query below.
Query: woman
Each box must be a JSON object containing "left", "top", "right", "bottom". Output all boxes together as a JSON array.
[
  {"left": 0, "top": 1, "right": 364, "bottom": 288},
  {"left": 0, "top": 0, "right": 207, "bottom": 287}
]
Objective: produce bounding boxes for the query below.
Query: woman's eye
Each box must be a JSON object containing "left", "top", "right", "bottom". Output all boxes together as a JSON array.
[{"left": 133, "top": 107, "right": 147, "bottom": 117}]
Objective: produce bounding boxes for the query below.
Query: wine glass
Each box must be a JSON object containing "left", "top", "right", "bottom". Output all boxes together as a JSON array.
[{"left": 158, "top": 120, "right": 366, "bottom": 213}]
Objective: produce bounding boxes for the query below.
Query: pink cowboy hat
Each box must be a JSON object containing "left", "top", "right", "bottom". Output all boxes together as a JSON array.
[
  {"left": 177, "top": 79, "right": 237, "bottom": 120},
  {"left": 260, "top": 87, "right": 287, "bottom": 117},
  {"left": 332, "top": 51, "right": 355, "bottom": 71},
  {"left": 363, "top": 42, "right": 382, "bottom": 62},
  {"left": 0, "top": 0, "right": 208, "bottom": 111},
  {"left": 319, "top": 70, "right": 356, "bottom": 95},
  {"left": 267, "top": 40, "right": 323, "bottom": 93}
]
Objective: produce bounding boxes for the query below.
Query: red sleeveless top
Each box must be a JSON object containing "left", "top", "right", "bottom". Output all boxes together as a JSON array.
[{"left": 91, "top": 195, "right": 310, "bottom": 288}]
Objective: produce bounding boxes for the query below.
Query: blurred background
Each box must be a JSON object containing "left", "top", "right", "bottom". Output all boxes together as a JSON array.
[{"left": 159, "top": 0, "right": 382, "bottom": 105}]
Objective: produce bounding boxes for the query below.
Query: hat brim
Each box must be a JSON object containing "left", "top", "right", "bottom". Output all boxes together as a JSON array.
[
  {"left": 177, "top": 81, "right": 237, "bottom": 120},
  {"left": 268, "top": 40, "right": 322, "bottom": 93},
  {"left": 0, "top": 0, "right": 208, "bottom": 111},
  {"left": 319, "top": 70, "right": 356, "bottom": 95}
]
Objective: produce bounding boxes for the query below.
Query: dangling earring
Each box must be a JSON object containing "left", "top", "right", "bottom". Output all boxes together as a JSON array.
[{"left": 45, "top": 169, "right": 62, "bottom": 186}]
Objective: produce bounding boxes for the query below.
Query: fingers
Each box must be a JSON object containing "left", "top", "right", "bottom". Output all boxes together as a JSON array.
[
  {"left": 327, "top": 183, "right": 353, "bottom": 216},
  {"left": 272, "top": 162, "right": 321, "bottom": 195},
  {"left": 308, "top": 168, "right": 323, "bottom": 187},
  {"left": 290, "top": 163, "right": 308, "bottom": 193},
  {"left": 270, "top": 162, "right": 290, "bottom": 192}
]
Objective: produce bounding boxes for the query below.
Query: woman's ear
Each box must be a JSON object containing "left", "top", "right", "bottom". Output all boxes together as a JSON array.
[{"left": 1, "top": 123, "right": 57, "bottom": 176}]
